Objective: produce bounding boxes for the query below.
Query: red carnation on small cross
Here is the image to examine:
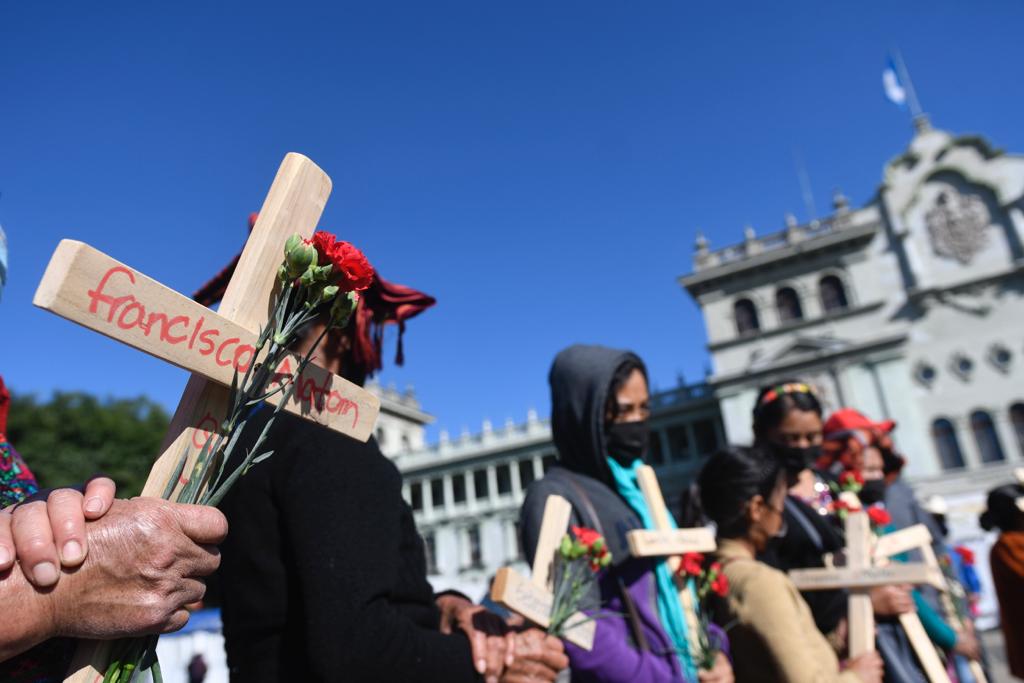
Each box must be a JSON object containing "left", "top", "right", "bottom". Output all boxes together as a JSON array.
[
  {"left": 571, "top": 525, "right": 603, "bottom": 548},
  {"left": 710, "top": 572, "right": 729, "bottom": 597},
  {"left": 677, "top": 552, "right": 705, "bottom": 578},
  {"left": 867, "top": 506, "right": 891, "bottom": 527},
  {"left": 309, "top": 232, "right": 375, "bottom": 292}
]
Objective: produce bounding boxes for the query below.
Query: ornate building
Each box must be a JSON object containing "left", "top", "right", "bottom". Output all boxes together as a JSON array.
[{"left": 681, "top": 117, "right": 1024, "bottom": 622}]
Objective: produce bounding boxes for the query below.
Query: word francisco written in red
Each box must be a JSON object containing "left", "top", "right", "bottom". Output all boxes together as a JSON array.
[{"left": 87, "top": 266, "right": 361, "bottom": 428}]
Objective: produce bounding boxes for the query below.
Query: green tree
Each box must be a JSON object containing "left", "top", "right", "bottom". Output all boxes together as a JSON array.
[{"left": 7, "top": 391, "right": 170, "bottom": 497}]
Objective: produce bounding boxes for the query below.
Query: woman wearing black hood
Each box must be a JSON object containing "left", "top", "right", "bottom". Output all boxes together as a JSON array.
[{"left": 519, "top": 345, "right": 732, "bottom": 683}]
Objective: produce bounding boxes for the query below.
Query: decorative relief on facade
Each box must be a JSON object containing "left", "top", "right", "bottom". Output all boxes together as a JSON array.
[{"left": 925, "top": 189, "right": 991, "bottom": 265}]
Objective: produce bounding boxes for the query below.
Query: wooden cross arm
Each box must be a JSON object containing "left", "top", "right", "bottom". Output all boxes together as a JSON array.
[
  {"left": 490, "top": 567, "right": 596, "bottom": 649},
  {"left": 34, "top": 240, "right": 379, "bottom": 442},
  {"left": 873, "top": 524, "right": 933, "bottom": 560},
  {"left": 789, "top": 563, "right": 945, "bottom": 592},
  {"left": 627, "top": 527, "right": 716, "bottom": 557}
]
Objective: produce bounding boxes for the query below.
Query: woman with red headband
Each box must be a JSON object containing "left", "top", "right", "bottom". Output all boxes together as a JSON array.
[
  {"left": 203, "top": 226, "right": 567, "bottom": 683},
  {"left": 751, "top": 382, "right": 930, "bottom": 683},
  {"left": 821, "top": 409, "right": 984, "bottom": 679}
]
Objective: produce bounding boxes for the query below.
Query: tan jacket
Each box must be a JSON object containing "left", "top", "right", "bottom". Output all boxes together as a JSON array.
[{"left": 717, "top": 539, "right": 861, "bottom": 683}]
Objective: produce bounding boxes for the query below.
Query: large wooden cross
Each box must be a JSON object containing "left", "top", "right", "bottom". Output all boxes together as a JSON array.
[
  {"left": 625, "top": 465, "right": 716, "bottom": 656},
  {"left": 874, "top": 524, "right": 988, "bottom": 683},
  {"left": 33, "top": 154, "right": 381, "bottom": 682},
  {"left": 789, "top": 510, "right": 943, "bottom": 665},
  {"left": 490, "top": 495, "right": 596, "bottom": 649}
]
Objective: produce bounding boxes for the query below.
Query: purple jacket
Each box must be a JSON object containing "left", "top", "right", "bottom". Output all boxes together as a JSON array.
[{"left": 522, "top": 468, "right": 727, "bottom": 683}]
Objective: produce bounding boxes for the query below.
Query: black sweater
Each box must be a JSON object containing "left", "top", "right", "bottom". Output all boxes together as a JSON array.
[{"left": 215, "top": 407, "right": 479, "bottom": 683}]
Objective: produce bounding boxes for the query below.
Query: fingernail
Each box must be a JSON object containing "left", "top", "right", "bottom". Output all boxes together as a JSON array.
[
  {"left": 476, "top": 659, "right": 486, "bottom": 674},
  {"left": 62, "top": 540, "right": 84, "bottom": 564},
  {"left": 33, "top": 562, "right": 59, "bottom": 586},
  {"left": 85, "top": 497, "right": 103, "bottom": 513},
  {"left": 0, "top": 547, "right": 11, "bottom": 565}
]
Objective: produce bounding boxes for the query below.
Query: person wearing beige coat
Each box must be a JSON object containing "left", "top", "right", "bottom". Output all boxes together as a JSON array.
[
  {"left": 716, "top": 538, "right": 862, "bottom": 682},
  {"left": 687, "top": 447, "right": 882, "bottom": 683}
]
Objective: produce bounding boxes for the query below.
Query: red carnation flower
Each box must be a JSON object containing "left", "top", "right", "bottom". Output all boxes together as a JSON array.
[
  {"left": 571, "top": 526, "right": 603, "bottom": 548},
  {"left": 954, "top": 545, "right": 976, "bottom": 566},
  {"left": 840, "top": 470, "right": 864, "bottom": 488},
  {"left": 711, "top": 573, "right": 729, "bottom": 597},
  {"left": 867, "top": 506, "right": 891, "bottom": 527},
  {"left": 679, "top": 552, "right": 704, "bottom": 578},
  {"left": 310, "top": 231, "right": 375, "bottom": 292}
]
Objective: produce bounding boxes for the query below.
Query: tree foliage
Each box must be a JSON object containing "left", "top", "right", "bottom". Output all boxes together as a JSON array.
[{"left": 7, "top": 391, "right": 169, "bottom": 497}]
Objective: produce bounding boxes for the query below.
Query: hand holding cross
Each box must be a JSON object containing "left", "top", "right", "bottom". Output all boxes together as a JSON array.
[{"left": 33, "top": 154, "right": 382, "bottom": 682}]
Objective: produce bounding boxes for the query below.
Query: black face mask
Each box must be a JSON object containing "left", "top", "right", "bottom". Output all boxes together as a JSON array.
[
  {"left": 859, "top": 479, "right": 887, "bottom": 506},
  {"left": 773, "top": 444, "right": 821, "bottom": 476},
  {"left": 606, "top": 420, "right": 650, "bottom": 466}
]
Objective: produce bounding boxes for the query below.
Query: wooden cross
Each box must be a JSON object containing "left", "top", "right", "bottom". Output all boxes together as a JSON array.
[
  {"left": 490, "top": 495, "right": 596, "bottom": 649},
  {"left": 789, "top": 511, "right": 943, "bottom": 660},
  {"left": 625, "top": 465, "right": 716, "bottom": 657},
  {"left": 874, "top": 524, "right": 988, "bottom": 683},
  {"left": 33, "top": 154, "right": 382, "bottom": 682}
]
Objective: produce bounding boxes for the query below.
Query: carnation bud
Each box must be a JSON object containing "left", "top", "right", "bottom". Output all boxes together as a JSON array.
[
  {"left": 572, "top": 541, "right": 586, "bottom": 559},
  {"left": 315, "top": 264, "right": 333, "bottom": 282},
  {"left": 300, "top": 268, "right": 317, "bottom": 288},
  {"left": 600, "top": 553, "right": 612, "bottom": 568},
  {"left": 329, "top": 291, "right": 359, "bottom": 329},
  {"left": 277, "top": 264, "right": 290, "bottom": 283},
  {"left": 284, "top": 235, "right": 317, "bottom": 278},
  {"left": 591, "top": 538, "right": 605, "bottom": 554},
  {"left": 559, "top": 535, "right": 573, "bottom": 558},
  {"left": 322, "top": 285, "right": 340, "bottom": 302}
]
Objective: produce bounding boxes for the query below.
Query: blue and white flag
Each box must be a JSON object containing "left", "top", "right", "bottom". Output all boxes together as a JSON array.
[{"left": 882, "top": 56, "right": 907, "bottom": 107}]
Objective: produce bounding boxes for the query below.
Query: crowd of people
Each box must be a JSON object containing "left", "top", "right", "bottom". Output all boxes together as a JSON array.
[{"left": 1, "top": 237, "right": 1023, "bottom": 682}]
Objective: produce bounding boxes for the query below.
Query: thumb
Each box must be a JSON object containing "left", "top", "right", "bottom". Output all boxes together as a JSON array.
[{"left": 170, "top": 503, "right": 229, "bottom": 544}]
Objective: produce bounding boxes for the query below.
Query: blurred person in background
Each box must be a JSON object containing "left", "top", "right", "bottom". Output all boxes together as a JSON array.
[{"left": 980, "top": 483, "right": 1024, "bottom": 680}]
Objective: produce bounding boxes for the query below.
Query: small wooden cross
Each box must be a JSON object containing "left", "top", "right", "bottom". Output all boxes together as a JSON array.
[
  {"left": 874, "top": 524, "right": 988, "bottom": 683},
  {"left": 33, "top": 154, "right": 382, "bottom": 682},
  {"left": 491, "top": 495, "right": 596, "bottom": 649},
  {"left": 625, "top": 465, "right": 716, "bottom": 657},
  {"left": 790, "top": 511, "right": 943, "bottom": 661}
]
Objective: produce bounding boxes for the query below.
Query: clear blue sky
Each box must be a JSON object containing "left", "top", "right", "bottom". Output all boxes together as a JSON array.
[{"left": 3, "top": 1, "right": 1023, "bottom": 441}]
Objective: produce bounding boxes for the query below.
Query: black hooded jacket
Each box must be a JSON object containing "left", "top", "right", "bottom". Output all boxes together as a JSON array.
[
  {"left": 519, "top": 344, "right": 687, "bottom": 682},
  {"left": 522, "top": 344, "right": 646, "bottom": 565}
]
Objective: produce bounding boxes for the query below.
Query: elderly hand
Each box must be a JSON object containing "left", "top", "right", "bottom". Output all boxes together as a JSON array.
[
  {"left": 499, "top": 630, "right": 568, "bottom": 683},
  {"left": 437, "top": 593, "right": 515, "bottom": 682},
  {"left": 1, "top": 476, "right": 117, "bottom": 586},
  {"left": 44, "top": 497, "right": 227, "bottom": 638}
]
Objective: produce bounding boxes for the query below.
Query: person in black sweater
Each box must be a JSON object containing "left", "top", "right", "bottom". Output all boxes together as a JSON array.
[{"left": 198, "top": 258, "right": 568, "bottom": 682}]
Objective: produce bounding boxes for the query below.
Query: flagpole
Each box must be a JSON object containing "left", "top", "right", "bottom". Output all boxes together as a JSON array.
[{"left": 893, "top": 49, "right": 926, "bottom": 123}]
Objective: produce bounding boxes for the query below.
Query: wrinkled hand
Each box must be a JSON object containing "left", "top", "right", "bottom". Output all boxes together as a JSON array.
[
  {"left": 42, "top": 497, "right": 227, "bottom": 639},
  {"left": 499, "top": 630, "right": 568, "bottom": 683},
  {"left": 1, "top": 477, "right": 117, "bottom": 587},
  {"left": 698, "top": 651, "right": 734, "bottom": 682},
  {"left": 437, "top": 594, "right": 514, "bottom": 682},
  {"left": 870, "top": 584, "right": 914, "bottom": 616},
  {"left": 846, "top": 651, "right": 884, "bottom": 683}
]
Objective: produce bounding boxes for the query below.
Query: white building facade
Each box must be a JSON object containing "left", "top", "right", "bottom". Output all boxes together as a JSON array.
[{"left": 681, "top": 117, "right": 1024, "bottom": 622}]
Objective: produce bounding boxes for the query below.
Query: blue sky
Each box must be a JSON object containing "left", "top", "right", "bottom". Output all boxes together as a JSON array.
[{"left": 2, "top": 1, "right": 1023, "bottom": 441}]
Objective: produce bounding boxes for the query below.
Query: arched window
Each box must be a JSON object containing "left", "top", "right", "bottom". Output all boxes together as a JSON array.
[
  {"left": 1010, "top": 403, "right": 1024, "bottom": 456},
  {"left": 819, "top": 275, "right": 849, "bottom": 313},
  {"left": 776, "top": 287, "right": 804, "bottom": 323},
  {"left": 734, "top": 299, "right": 760, "bottom": 336},
  {"left": 931, "top": 418, "right": 966, "bottom": 470},
  {"left": 972, "top": 410, "right": 1006, "bottom": 463}
]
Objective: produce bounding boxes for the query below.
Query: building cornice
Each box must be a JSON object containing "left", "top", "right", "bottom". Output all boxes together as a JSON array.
[
  {"left": 710, "top": 332, "right": 909, "bottom": 390},
  {"left": 706, "top": 300, "right": 886, "bottom": 352}
]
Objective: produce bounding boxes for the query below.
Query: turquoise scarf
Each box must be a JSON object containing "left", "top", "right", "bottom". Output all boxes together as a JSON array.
[{"left": 607, "top": 457, "right": 698, "bottom": 680}]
